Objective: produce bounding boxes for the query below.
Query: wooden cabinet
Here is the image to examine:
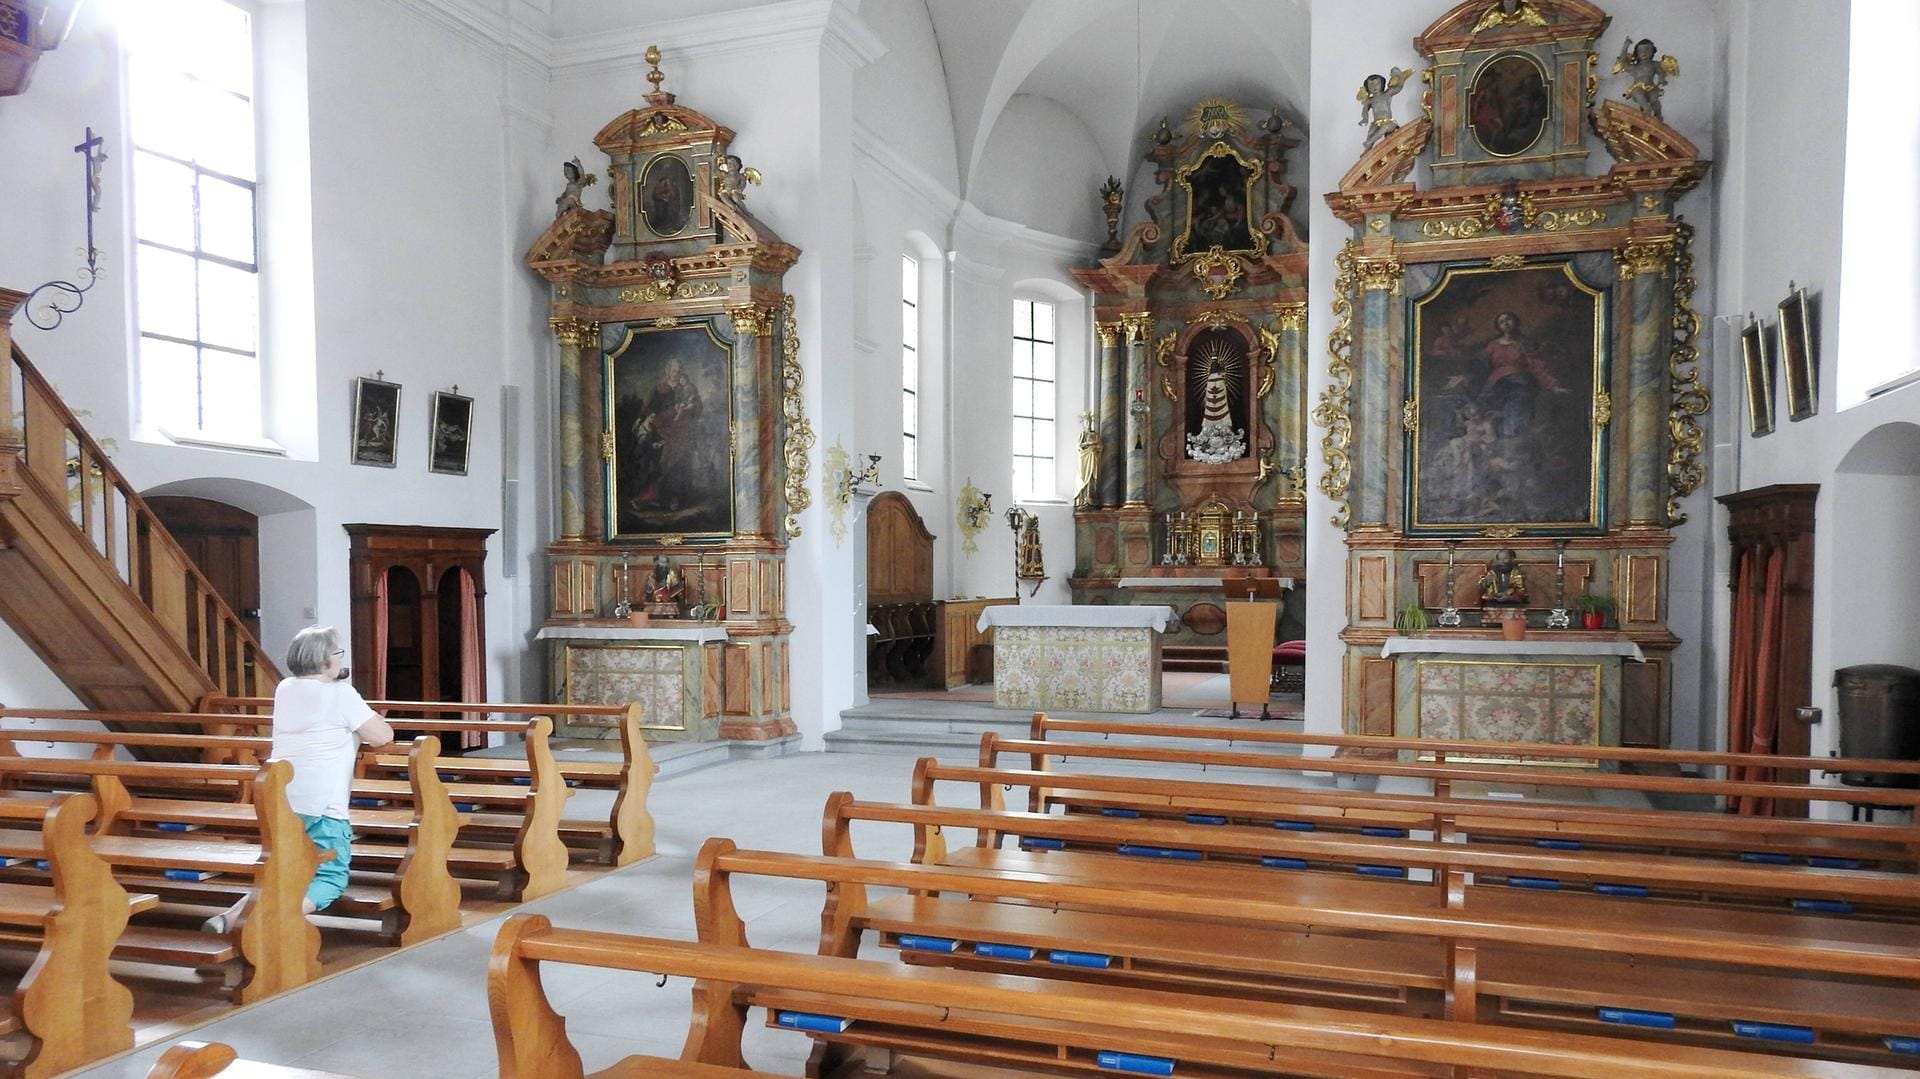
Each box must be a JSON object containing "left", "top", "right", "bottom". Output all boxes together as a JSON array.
[{"left": 935, "top": 598, "right": 1015, "bottom": 689}]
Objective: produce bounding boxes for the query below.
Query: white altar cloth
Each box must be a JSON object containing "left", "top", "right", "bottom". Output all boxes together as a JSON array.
[
  {"left": 1115, "top": 577, "right": 1295, "bottom": 590},
  {"left": 536, "top": 625, "right": 729, "bottom": 644},
  {"left": 978, "top": 604, "right": 1175, "bottom": 633},
  {"left": 1380, "top": 636, "right": 1644, "bottom": 661}
]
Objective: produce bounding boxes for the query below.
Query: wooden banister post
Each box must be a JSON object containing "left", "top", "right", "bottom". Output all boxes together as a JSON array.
[{"left": 0, "top": 289, "right": 25, "bottom": 499}]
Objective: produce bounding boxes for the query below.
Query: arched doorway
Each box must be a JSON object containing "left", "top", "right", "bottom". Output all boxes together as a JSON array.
[{"left": 147, "top": 496, "right": 262, "bottom": 642}]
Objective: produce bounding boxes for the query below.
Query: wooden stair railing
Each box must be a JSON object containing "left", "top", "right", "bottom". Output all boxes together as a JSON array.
[{"left": 0, "top": 290, "right": 279, "bottom": 714}]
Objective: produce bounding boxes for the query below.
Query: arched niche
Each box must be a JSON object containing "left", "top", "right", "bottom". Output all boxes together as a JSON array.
[{"left": 1830, "top": 422, "right": 1920, "bottom": 673}]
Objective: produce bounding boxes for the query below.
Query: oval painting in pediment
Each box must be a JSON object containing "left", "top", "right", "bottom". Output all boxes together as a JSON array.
[
  {"left": 1468, "top": 53, "right": 1549, "bottom": 157},
  {"left": 639, "top": 155, "right": 694, "bottom": 237}
]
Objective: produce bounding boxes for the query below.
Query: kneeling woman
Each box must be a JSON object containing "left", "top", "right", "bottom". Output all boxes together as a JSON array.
[{"left": 204, "top": 626, "right": 395, "bottom": 933}]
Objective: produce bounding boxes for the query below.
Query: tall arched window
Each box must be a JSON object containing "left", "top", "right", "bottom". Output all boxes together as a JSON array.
[
  {"left": 125, "top": 0, "right": 263, "bottom": 443},
  {"left": 1012, "top": 298, "right": 1056, "bottom": 499},
  {"left": 901, "top": 255, "right": 921, "bottom": 481}
]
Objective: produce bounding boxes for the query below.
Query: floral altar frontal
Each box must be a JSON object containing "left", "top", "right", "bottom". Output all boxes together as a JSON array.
[
  {"left": 979, "top": 605, "right": 1175, "bottom": 714},
  {"left": 1381, "top": 637, "right": 1644, "bottom": 763}
]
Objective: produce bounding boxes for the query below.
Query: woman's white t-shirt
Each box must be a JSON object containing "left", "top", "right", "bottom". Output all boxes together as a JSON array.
[{"left": 271, "top": 678, "right": 380, "bottom": 820}]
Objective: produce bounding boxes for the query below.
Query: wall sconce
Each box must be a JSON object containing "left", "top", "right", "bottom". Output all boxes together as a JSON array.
[
  {"left": 957, "top": 478, "right": 992, "bottom": 555},
  {"left": 836, "top": 452, "right": 881, "bottom": 503}
]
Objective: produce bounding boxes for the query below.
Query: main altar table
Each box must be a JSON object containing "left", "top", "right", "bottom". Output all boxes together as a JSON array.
[
  {"left": 978, "top": 605, "right": 1175, "bottom": 714},
  {"left": 1380, "top": 637, "right": 1645, "bottom": 759},
  {"left": 536, "top": 624, "right": 729, "bottom": 741}
]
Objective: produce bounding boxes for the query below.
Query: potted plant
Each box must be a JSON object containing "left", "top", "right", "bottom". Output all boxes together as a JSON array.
[
  {"left": 1574, "top": 592, "right": 1612, "bottom": 630},
  {"left": 1394, "top": 601, "right": 1431, "bottom": 634}
]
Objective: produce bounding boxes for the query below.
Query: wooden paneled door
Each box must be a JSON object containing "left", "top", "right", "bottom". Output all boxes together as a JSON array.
[{"left": 147, "top": 497, "right": 262, "bottom": 642}]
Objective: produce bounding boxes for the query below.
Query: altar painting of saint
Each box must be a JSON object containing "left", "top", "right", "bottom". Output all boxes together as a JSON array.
[
  {"left": 1179, "top": 152, "right": 1258, "bottom": 255},
  {"left": 1408, "top": 261, "right": 1606, "bottom": 533},
  {"left": 1468, "top": 52, "right": 1550, "bottom": 157},
  {"left": 606, "top": 324, "right": 734, "bottom": 539},
  {"left": 639, "top": 155, "right": 694, "bottom": 237}
]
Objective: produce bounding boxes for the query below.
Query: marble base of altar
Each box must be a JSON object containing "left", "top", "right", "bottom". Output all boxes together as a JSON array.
[
  {"left": 1383, "top": 637, "right": 1645, "bottom": 762},
  {"left": 537, "top": 625, "right": 728, "bottom": 742},
  {"left": 979, "top": 605, "right": 1174, "bottom": 714}
]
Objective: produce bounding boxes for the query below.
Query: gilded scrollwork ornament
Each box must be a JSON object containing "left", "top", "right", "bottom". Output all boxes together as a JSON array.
[
  {"left": 549, "top": 317, "right": 600, "bottom": 348},
  {"left": 1354, "top": 255, "right": 1404, "bottom": 294},
  {"left": 1666, "top": 221, "right": 1710, "bottom": 523},
  {"left": 727, "top": 303, "right": 767, "bottom": 336},
  {"left": 1312, "top": 244, "right": 1359, "bottom": 529},
  {"left": 1154, "top": 330, "right": 1178, "bottom": 367},
  {"left": 1615, "top": 235, "right": 1676, "bottom": 281},
  {"left": 1095, "top": 320, "right": 1122, "bottom": 348},
  {"left": 779, "top": 295, "right": 816, "bottom": 539}
]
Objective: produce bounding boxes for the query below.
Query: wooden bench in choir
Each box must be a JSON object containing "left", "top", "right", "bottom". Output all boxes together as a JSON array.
[
  {"left": 0, "top": 756, "right": 322, "bottom": 1002},
  {"left": 982, "top": 731, "right": 1920, "bottom": 870},
  {"left": 488, "top": 912, "right": 1918, "bottom": 1079},
  {"left": 806, "top": 799, "right": 1920, "bottom": 1062},
  {"left": 0, "top": 723, "right": 466, "bottom": 945},
  {"left": 202, "top": 694, "right": 658, "bottom": 867},
  {"left": 0, "top": 793, "right": 146, "bottom": 1078},
  {"left": 2, "top": 708, "right": 574, "bottom": 902}
]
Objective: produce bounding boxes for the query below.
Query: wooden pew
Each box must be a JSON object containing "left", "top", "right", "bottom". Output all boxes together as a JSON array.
[
  {"left": 1, "top": 709, "right": 573, "bottom": 902},
  {"left": 202, "top": 694, "right": 658, "bottom": 867},
  {"left": 0, "top": 792, "right": 146, "bottom": 1079},
  {"left": 978, "top": 732, "right": 1920, "bottom": 869},
  {"left": 489, "top": 913, "right": 1917, "bottom": 1079},
  {"left": 0, "top": 757, "right": 321, "bottom": 1001},
  {"left": 146, "top": 1041, "right": 371, "bottom": 1078},
  {"left": 704, "top": 833, "right": 1920, "bottom": 1064},
  {"left": 0, "top": 725, "right": 465, "bottom": 945}
]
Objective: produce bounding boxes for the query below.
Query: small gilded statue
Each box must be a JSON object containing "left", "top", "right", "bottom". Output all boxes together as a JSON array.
[
  {"left": 1357, "top": 68, "right": 1413, "bottom": 150},
  {"left": 1473, "top": 0, "right": 1548, "bottom": 33},
  {"left": 640, "top": 554, "right": 684, "bottom": 614},
  {"left": 1075, "top": 413, "right": 1102, "bottom": 508},
  {"left": 554, "top": 157, "right": 596, "bottom": 217},
  {"left": 1479, "top": 548, "right": 1529, "bottom": 606},
  {"left": 1615, "top": 37, "right": 1678, "bottom": 119}
]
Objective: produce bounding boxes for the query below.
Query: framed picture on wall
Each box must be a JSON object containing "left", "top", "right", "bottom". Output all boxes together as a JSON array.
[
  {"left": 1741, "top": 317, "right": 1775, "bottom": 437},
  {"left": 1779, "top": 286, "right": 1818, "bottom": 421},
  {"left": 429, "top": 390, "right": 474, "bottom": 476},
  {"left": 351, "top": 377, "right": 401, "bottom": 467},
  {"left": 604, "top": 321, "right": 736, "bottom": 540}
]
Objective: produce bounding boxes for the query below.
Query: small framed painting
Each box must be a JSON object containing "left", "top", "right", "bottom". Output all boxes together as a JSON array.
[
  {"left": 429, "top": 390, "right": 474, "bottom": 476},
  {"left": 1741, "top": 317, "right": 1774, "bottom": 437},
  {"left": 351, "top": 377, "right": 401, "bottom": 467},
  {"left": 1779, "top": 286, "right": 1818, "bottom": 421}
]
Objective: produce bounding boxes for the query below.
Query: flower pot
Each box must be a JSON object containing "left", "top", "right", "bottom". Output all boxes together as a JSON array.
[
  {"left": 1500, "top": 616, "right": 1527, "bottom": 642},
  {"left": 628, "top": 610, "right": 651, "bottom": 628},
  {"left": 1581, "top": 612, "right": 1604, "bottom": 630}
]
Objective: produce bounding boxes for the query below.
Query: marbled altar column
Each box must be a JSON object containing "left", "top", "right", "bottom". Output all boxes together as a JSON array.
[
  {"left": 1121, "top": 313, "right": 1153, "bottom": 506},
  {"left": 1617, "top": 237, "right": 1676, "bottom": 527},
  {"left": 549, "top": 316, "right": 599, "bottom": 541},
  {"left": 728, "top": 303, "right": 773, "bottom": 537},
  {"left": 1350, "top": 259, "right": 1402, "bottom": 529},
  {"left": 1096, "top": 320, "right": 1124, "bottom": 509},
  {"left": 1275, "top": 302, "right": 1308, "bottom": 496}
]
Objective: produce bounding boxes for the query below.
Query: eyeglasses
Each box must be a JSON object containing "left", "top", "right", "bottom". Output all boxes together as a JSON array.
[{"left": 330, "top": 650, "right": 346, "bottom": 657}]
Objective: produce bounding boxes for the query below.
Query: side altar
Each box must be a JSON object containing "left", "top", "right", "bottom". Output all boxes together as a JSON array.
[
  {"left": 1382, "top": 634, "right": 1644, "bottom": 756},
  {"left": 523, "top": 50, "right": 806, "bottom": 744},
  {"left": 1322, "top": 1, "right": 1709, "bottom": 748},
  {"left": 1071, "top": 96, "right": 1311, "bottom": 653}
]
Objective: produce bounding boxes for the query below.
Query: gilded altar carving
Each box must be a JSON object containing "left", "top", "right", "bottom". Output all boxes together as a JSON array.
[
  {"left": 549, "top": 317, "right": 600, "bottom": 348},
  {"left": 1313, "top": 244, "right": 1358, "bottom": 529},
  {"left": 726, "top": 303, "right": 768, "bottom": 336},
  {"left": 1274, "top": 302, "right": 1307, "bottom": 332},
  {"left": 1119, "top": 312, "right": 1154, "bottom": 343},
  {"left": 779, "top": 295, "right": 814, "bottom": 539},
  {"left": 1189, "top": 248, "right": 1246, "bottom": 299},
  {"left": 1614, "top": 235, "right": 1676, "bottom": 280},
  {"left": 1665, "top": 221, "right": 1709, "bottom": 523},
  {"left": 1354, "top": 255, "right": 1405, "bottom": 294},
  {"left": 1095, "top": 320, "right": 1122, "bottom": 347}
]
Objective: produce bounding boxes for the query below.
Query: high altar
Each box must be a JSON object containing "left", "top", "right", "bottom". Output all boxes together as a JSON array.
[
  {"left": 522, "top": 51, "right": 806, "bottom": 744},
  {"left": 1071, "top": 97, "right": 1310, "bottom": 653},
  {"left": 1322, "top": 0, "right": 1709, "bottom": 748}
]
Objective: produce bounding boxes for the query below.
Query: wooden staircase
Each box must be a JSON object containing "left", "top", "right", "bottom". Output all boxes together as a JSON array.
[{"left": 0, "top": 288, "right": 279, "bottom": 714}]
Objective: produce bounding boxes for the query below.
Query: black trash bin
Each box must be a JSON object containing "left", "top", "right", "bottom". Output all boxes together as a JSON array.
[{"left": 1833, "top": 664, "right": 1920, "bottom": 789}]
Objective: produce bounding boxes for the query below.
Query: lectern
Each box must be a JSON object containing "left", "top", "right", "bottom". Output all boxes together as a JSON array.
[{"left": 1224, "top": 576, "right": 1283, "bottom": 720}]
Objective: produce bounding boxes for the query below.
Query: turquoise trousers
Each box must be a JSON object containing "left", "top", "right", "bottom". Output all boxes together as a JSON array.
[{"left": 299, "top": 813, "right": 353, "bottom": 911}]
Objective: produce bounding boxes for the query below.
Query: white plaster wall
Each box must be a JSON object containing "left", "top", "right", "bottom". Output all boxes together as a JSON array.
[
  {"left": 0, "top": 0, "right": 552, "bottom": 705},
  {"left": 1709, "top": 0, "right": 1920, "bottom": 777},
  {"left": 968, "top": 94, "right": 1109, "bottom": 246}
]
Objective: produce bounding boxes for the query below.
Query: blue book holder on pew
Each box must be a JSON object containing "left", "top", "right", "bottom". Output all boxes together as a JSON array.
[
  {"left": 974, "top": 942, "right": 1037, "bottom": 962},
  {"left": 775, "top": 1011, "right": 852, "bottom": 1034},
  {"left": 1096, "top": 1051, "right": 1176, "bottom": 1075}
]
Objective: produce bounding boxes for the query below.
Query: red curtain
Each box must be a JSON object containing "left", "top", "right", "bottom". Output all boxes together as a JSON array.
[
  {"left": 458, "top": 568, "right": 486, "bottom": 750},
  {"left": 369, "top": 567, "right": 390, "bottom": 700},
  {"left": 1728, "top": 545, "right": 1788, "bottom": 815}
]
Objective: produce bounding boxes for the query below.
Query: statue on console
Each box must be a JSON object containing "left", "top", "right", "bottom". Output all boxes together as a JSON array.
[
  {"left": 641, "top": 554, "right": 684, "bottom": 616},
  {"left": 1357, "top": 68, "right": 1412, "bottom": 150},
  {"left": 554, "top": 157, "right": 596, "bottom": 217},
  {"left": 1478, "top": 548, "right": 1529, "bottom": 606},
  {"left": 1614, "top": 37, "right": 1679, "bottom": 119},
  {"left": 1075, "top": 413, "right": 1102, "bottom": 507},
  {"left": 1186, "top": 358, "right": 1248, "bottom": 464}
]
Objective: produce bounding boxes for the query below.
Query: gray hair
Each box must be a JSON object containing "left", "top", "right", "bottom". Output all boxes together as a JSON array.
[{"left": 285, "top": 626, "right": 342, "bottom": 677}]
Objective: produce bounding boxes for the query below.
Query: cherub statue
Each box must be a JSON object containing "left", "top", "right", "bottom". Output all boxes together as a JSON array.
[
  {"left": 554, "top": 156, "right": 596, "bottom": 217},
  {"left": 1615, "top": 36, "right": 1679, "bottom": 119},
  {"left": 716, "top": 153, "right": 762, "bottom": 207},
  {"left": 1357, "top": 68, "right": 1413, "bottom": 150}
]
